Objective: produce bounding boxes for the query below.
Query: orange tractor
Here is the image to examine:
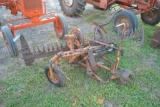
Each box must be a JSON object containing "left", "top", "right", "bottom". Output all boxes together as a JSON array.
[
  {"left": 0, "top": 0, "right": 68, "bottom": 56},
  {"left": 59, "top": 0, "right": 160, "bottom": 34}
]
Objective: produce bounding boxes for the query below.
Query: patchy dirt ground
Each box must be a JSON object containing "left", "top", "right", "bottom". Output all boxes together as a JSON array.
[
  {"left": 1, "top": 1, "right": 160, "bottom": 107},
  {"left": 0, "top": 1, "right": 118, "bottom": 106},
  {"left": 0, "top": 1, "right": 73, "bottom": 78},
  {"left": 0, "top": 0, "right": 112, "bottom": 79}
]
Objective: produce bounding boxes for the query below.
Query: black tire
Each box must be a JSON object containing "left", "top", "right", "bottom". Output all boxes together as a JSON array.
[
  {"left": 141, "top": 8, "right": 160, "bottom": 25},
  {"left": 1, "top": 26, "right": 18, "bottom": 56},
  {"left": 0, "top": 19, "right": 5, "bottom": 28},
  {"left": 54, "top": 14, "right": 68, "bottom": 39},
  {"left": 113, "top": 10, "right": 136, "bottom": 35},
  {"left": 59, "top": 0, "right": 86, "bottom": 17},
  {"left": 44, "top": 66, "right": 67, "bottom": 87},
  {"left": 123, "top": 10, "right": 138, "bottom": 30}
]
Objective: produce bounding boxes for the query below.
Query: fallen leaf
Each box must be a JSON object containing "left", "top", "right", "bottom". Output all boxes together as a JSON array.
[{"left": 97, "top": 98, "right": 104, "bottom": 104}]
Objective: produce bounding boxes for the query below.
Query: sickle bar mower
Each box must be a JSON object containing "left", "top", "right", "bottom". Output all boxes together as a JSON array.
[
  {"left": 20, "top": 21, "right": 144, "bottom": 66},
  {"left": 0, "top": 0, "right": 68, "bottom": 56},
  {"left": 42, "top": 23, "right": 144, "bottom": 87}
]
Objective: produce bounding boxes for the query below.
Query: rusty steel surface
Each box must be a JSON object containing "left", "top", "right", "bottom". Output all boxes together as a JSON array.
[
  {"left": 91, "top": 22, "right": 144, "bottom": 46},
  {"left": 20, "top": 35, "right": 69, "bottom": 65},
  {"left": 48, "top": 33, "right": 131, "bottom": 84},
  {"left": 0, "top": 0, "right": 17, "bottom": 15},
  {"left": 21, "top": 22, "right": 144, "bottom": 66},
  {"left": 44, "top": 23, "right": 143, "bottom": 86},
  {"left": 150, "top": 27, "right": 160, "bottom": 48},
  {"left": 20, "top": 36, "right": 34, "bottom": 65}
]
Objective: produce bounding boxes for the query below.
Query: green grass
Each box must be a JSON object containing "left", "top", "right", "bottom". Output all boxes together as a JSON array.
[{"left": 1, "top": 9, "right": 160, "bottom": 107}]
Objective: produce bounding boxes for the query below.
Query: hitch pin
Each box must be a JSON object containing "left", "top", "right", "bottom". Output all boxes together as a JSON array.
[
  {"left": 116, "top": 23, "right": 126, "bottom": 28},
  {"left": 116, "top": 23, "right": 126, "bottom": 38}
]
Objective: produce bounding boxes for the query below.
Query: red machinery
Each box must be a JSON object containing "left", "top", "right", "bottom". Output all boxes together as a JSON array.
[
  {"left": 87, "top": 0, "right": 160, "bottom": 26},
  {"left": 59, "top": 0, "right": 160, "bottom": 35},
  {"left": 86, "top": 0, "right": 160, "bottom": 12},
  {"left": 0, "top": 0, "right": 68, "bottom": 56},
  {"left": 44, "top": 25, "right": 142, "bottom": 86},
  {"left": 59, "top": 0, "right": 160, "bottom": 24}
]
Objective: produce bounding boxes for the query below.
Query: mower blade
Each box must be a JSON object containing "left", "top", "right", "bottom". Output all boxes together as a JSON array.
[
  {"left": 104, "top": 26, "right": 144, "bottom": 46},
  {"left": 20, "top": 35, "right": 34, "bottom": 65}
]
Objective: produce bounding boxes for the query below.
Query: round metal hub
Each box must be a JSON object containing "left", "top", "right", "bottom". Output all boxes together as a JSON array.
[
  {"left": 71, "top": 29, "right": 84, "bottom": 46},
  {"left": 48, "top": 70, "right": 59, "bottom": 83},
  {"left": 145, "top": 10, "right": 158, "bottom": 21},
  {"left": 116, "top": 16, "right": 130, "bottom": 32},
  {"left": 63, "top": 0, "right": 74, "bottom": 7}
]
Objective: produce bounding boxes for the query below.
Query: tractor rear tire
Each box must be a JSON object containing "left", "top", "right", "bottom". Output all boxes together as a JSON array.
[
  {"left": 141, "top": 8, "right": 160, "bottom": 25},
  {"left": 113, "top": 10, "right": 137, "bottom": 35},
  {"left": 44, "top": 66, "right": 67, "bottom": 87},
  {"left": 59, "top": 0, "right": 86, "bottom": 17},
  {"left": 1, "top": 26, "right": 18, "bottom": 56},
  {"left": 54, "top": 15, "right": 68, "bottom": 39}
]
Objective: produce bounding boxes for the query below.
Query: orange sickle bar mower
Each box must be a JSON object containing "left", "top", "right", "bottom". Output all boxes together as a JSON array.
[{"left": 0, "top": 0, "right": 68, "bottom": 56}]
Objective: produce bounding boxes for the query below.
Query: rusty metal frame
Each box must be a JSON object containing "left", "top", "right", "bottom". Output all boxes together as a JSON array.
[
  {"left": 48, "top": 35, "right": 132, "bottom": 84},
  {"left": 47, "top": 23, "right": 140, "bottom": 85},
  {"left": 20, "top": 21, "right": 144, "bottom": 66}
]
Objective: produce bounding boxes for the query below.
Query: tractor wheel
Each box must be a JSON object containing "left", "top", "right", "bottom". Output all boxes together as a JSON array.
[
  {"left": 1, "top": 26, "right": 18, "bottom": 56},
  {"left": 113, "top": 10, "right": 137, "bottom": 35},
  {"left": 0, "top": 20, "right": 5, "bottom": 28},
  {"left": 123, "top": 10, "right": 138, "bottom": 30},
  {"left": 70, "top": 29, "right": 84, "bottom": 64},
  {"left": 71, "top": 29, "right": 85, "bottom": 47},
  {"left": 59, "top": 0, "right": 86, "bottom": 17},
  {"left": 54, "top": 15, "right": 68, "bottom": 39},
  {"left": 44, "top": 66, "right": 67, "bottom": 87},
  {"left": 141, "top": 8, "right": 160, "bottom": 25}
]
